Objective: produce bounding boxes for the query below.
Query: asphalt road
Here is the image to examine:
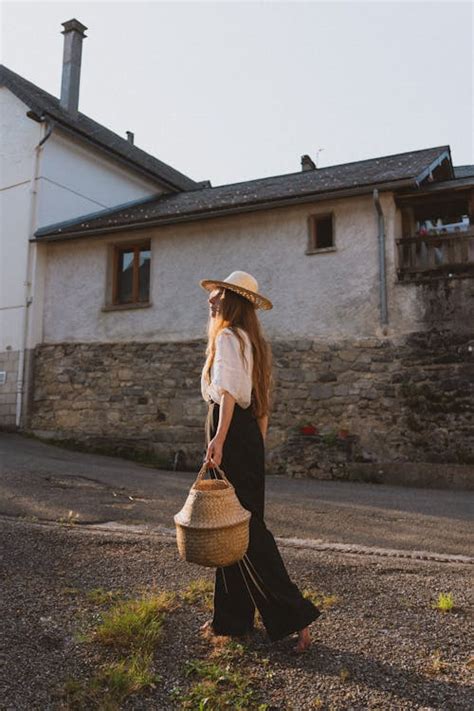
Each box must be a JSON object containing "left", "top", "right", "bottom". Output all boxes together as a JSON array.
[{"left": 1, "top": 432, "right": 472, "bottom": 556}]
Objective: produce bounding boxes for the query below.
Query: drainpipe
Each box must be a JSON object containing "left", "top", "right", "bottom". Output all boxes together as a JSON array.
[
  {"left": 373, "top": 189, "right": 389, "bottom": 333},
  {"left": 16, "top": 116, "right": 55, "bottom": 429}
]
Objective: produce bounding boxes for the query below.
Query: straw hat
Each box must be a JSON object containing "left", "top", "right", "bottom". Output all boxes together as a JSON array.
[{"left": 199, "top": 270, "right": 273, "bottom": 310}]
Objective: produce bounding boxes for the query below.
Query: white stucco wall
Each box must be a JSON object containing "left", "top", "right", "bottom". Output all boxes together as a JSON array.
[
  {"left": 0, "top": 89, "right": 43, "bottom": 350},
  {"left": 0, "top": 86, "right": 172, "bottom": 351},
  {"left": 37, "top": 129, "right": 167, "bottom": 229},
  {"left": 41, "top": 191, "right": 421, "bottom": 343}
]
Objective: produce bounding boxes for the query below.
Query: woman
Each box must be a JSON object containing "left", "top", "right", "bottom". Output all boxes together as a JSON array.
[{"left": 199, "top": 270, "right": 321, "bottom": 654}]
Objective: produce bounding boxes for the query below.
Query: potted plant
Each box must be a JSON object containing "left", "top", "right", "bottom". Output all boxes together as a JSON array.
[
  {"left": 337, "top": 422, "right": 349, "bottom": 439},
  {"left": 300, "top": 422, "right": 318, "bottom": 435}
]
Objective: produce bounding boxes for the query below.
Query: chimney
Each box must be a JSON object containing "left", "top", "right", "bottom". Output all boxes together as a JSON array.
[
  {"left": 126, "top": 131, "right": 135, "bottom": 145},
  {"left": 60, "top": 19, "right": 88, "bottom": 117},
  {"left": 301, "top": 154, "right": 317, "bottom": 171}
]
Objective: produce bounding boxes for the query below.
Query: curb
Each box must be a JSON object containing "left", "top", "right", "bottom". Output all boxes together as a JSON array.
[{"left": 3, "top": 514, "right": 472, "bottom": 565}]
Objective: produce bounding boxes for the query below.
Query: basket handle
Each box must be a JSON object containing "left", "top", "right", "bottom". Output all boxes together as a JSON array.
[{"left": 196, "top": 460, "right": 233, "bottom": 487}]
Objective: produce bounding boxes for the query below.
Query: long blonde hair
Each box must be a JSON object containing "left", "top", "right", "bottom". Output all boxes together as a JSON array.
[{"left": 202, "top": 287, "right": 273, "bottom": 418}]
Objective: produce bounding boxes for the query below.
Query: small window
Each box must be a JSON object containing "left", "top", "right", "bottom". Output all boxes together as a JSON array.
[
  {"left": 307, "top": 213, "right": 334, "bottom": 251},
  {"left": 112, "top": 241, "right": 151, "bottom": 305}
]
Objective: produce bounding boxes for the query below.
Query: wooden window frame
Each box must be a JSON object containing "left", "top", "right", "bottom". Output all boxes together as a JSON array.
[
  {"left": 306, "top": 212, "right": 336, "bottom": 254},
  {"left": 103, "top": 239, "right": 152, "bottom": 311}
]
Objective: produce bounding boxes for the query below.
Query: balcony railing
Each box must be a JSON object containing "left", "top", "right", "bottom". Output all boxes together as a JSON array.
[{"left": 396, "top": 229, "right": 474, "bottom": 280}]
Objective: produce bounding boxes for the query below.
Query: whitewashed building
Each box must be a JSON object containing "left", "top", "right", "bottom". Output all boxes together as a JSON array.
[{"left": 0, "top": 19, "right": 206, "bottom": 430}]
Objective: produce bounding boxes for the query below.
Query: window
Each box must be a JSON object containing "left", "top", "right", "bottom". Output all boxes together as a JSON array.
[
  {"left": 112, "top": 241, "right": 151, "bottom": 306},
  {"left": 307, "top": 213, "right": 335, "bottom": 252}
]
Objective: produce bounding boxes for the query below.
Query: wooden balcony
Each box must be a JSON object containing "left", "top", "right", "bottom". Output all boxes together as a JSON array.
[{"left": 396, "top": 229, "right": 474, "bottom": 281}]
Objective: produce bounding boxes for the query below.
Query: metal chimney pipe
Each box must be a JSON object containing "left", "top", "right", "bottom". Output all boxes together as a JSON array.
[
  {"left": 126, "top": 131, "right": 135, "bottom": 145},
  {"left": 60, "top": 18, "right": 88, "bottom": 117}
]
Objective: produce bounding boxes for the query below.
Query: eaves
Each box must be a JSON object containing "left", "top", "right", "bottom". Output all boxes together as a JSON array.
[{"left": 31, "top": 177, "right": 416, "bottom": 243}]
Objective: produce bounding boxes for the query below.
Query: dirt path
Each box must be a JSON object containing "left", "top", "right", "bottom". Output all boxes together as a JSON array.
[{"left": 1, "top": 517, "right": 472, "bottom": 710}]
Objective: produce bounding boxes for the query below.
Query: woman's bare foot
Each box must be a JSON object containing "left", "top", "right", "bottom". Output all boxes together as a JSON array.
[
  {"left": 293, "top": 626, "right": 311, "bottom": 653},
  {"left": 200, "top": 620, "right": 213, "bottom": 633}
]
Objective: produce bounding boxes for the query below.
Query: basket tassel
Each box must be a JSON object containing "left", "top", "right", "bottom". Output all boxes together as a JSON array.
[{"left": 241, "top": 553, "right": 271, "bottom": 602}]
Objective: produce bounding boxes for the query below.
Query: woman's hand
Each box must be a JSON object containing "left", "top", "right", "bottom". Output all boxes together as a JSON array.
[{"left": 205, "top": 434, "right": 224, "bottom": 467}]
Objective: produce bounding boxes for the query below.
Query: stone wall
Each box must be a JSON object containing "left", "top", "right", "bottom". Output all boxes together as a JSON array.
[
  {"left": 28, "top": 329, "right": 474, "bottom": 482},
  {"left": 28, "top": 341, "right": 209, "bottom": 468}
]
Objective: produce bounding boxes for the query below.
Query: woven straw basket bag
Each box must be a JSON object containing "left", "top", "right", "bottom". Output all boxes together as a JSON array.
[{"left": 174, "top": 461, "right": 251, "bottom": 568}]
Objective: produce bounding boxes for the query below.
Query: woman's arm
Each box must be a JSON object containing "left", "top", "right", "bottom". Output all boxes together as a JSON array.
[
  {"left": 205, "top": 390, "right": 236, "bottom": 466},
  {"left": 257, "top": 413, "right": 268, "bottom": 440},
  {"left": 215, "top": 390, "right": 236, "bottom": 442}
]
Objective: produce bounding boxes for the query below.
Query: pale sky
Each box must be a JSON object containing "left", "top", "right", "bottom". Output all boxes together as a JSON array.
[{"left": 1, "top": 0, "right": 473, "bottom": 186}]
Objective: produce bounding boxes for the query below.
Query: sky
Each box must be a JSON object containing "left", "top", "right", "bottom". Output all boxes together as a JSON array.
[{"left": 1, "top": 0, "right": 473, "bottom": 186}]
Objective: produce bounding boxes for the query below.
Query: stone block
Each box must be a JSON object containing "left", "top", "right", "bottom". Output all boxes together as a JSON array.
[
  {"left": 56, "top": 411, "right": 81, "bottom": 428},
  {"left": 118, "top": 368, "right": 134, "bottom": 380},
  {"left": 278, "top": 369, "right": 302, "bottom": 382},
  {"left": 310, "top": 384, "right": 333, "bottom": 399},
  {"left": 318, "top": 371, "right": 338, "bottom": 382},
  {"left": 294, "top": 340, "right": 312, "bottom": 352},
  {"left": 334, "top": 384, "right": 350, "bottom": 397},
  {"left": 337, "top": 350, "right": 358, "bottom": 362}
]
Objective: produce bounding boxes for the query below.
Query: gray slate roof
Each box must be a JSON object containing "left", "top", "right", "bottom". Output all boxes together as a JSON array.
[
  {"left": 0, "top": 63, "right": 203, "bottom": 191},
  {"left": 34, "top": 145, "right": 453, "bottom": 240},
  {"left": 454, "top": 165, "right": 474, "bottom": 179}
]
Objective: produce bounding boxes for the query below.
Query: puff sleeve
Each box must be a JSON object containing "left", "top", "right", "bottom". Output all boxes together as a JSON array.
[{"left": 208, "top": 328, "right": 253, "bottom": 408}]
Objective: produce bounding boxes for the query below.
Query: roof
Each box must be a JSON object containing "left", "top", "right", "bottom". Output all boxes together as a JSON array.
[
  {"left": 0, "top": 63, "right": 203, "bottom": 192},
  {"left": 34, "top": 145, "right": 454, "bottom": 241},
  {"left": 454, "top": 165, "right": 474, "bottom": 179}
]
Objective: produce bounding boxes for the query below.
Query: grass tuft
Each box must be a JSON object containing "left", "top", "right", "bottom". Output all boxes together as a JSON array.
[
  {"left": 174, "top": 658, "right": 262, "bottom": 710},
  {"left": 60, "top": 591, "right": 175, "bottom": 709},
  {"left": 426, "top": 648, "right": 451, "bottom": 676},
  {"left": 86, "top": 587, "right": 125, "bottom": 605},
  {"left": 431, "top": 591, "right": 454, "bottom": 612},
  {"left": 57, "top": 510, "right": 80, "bottom": 526},
  {"left": 93, "top": 591, "right": 176, "bottom": 653},
  {"left": 62, "top": 651, "right": 160, "bottom": 710},
  {"left": 303, "top": 587, "right": 340, "bottom": 609},
  {"left": 180, "top": 578, "right": 214, "bottom": 611},
  {"left": 339, "top": 667, "right": 351, "bottom": 682}
]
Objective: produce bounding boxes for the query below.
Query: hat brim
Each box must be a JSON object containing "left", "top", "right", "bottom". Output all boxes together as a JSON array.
[{"left": 199, "top": 279, "right": 273, "bottom": 310}]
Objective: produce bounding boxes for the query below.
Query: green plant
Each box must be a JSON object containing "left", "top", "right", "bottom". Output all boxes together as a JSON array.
[
  {"left": 86, "top": 587, "right": 125, "bottom": 605},
  {"left": 339, "top": 667, "right": 351, "bottom": 682},
  {"left": 62, "top": 651, "right": 161, "bottom": 710},
  {"left": 432, "top": 592, "right": 454, "bottom": 612},
  {"left": 57, "top": 509, "right": 80, "bottom": 526},
  {"left": 303, "top": 587, "right": 340, "bottom": 609},
  {"left": 93, "top": 592, "right": 175, "bottom": 651},
  {"left": 320, "top": 431, "right": 338, "bottom": 446},
  {"left": 176, "top": 659, "right": 262, "bottom": 710},
  {"left": 180, "top": 578, "right": 214, "bottom": 611},
  {"left": 60, "top": 591, "right": 174, "bottom": 709},
  {"left": 426, "top": 648, "right": 451, "bottom": 676}
]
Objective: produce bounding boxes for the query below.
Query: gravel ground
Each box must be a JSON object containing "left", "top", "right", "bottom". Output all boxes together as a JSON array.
[{"left": 0, "top": 517, "right": 472, "bottom": 711}]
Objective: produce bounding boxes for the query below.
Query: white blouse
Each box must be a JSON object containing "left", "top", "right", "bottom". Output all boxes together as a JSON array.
[{"left": 201, "top": 327, "right": 253, "bottom": 409}]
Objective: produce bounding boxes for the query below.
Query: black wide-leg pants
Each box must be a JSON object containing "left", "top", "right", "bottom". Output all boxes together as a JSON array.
[{"left": 204, "top": 399, "right": 322, "bottom": 643}]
